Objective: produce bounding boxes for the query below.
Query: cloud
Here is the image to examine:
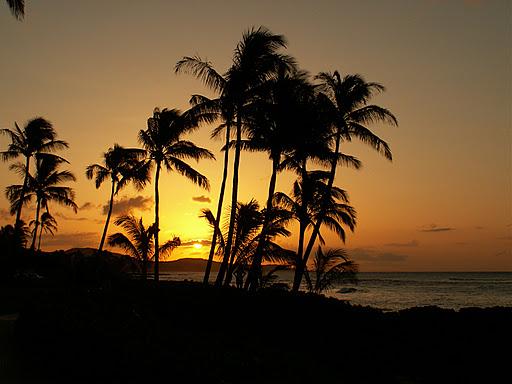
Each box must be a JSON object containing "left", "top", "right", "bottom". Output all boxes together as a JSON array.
[
  {"left": 349, "top": 248, "right": 408, "bottom": 263},
  {"left": 102, "top": 196, "right": 153, "bottom": 215},
  {"left": 53, "top": 212, "right": 89, "bottom": 221},
  {"left": 180, "top": 239, "right": 212, "bottom": 247},
  {"left": 0, "top": 208, "right": 11, "bottom": 221},
  {"left": 42, "top": 232, "right": 98, "bottom": 249},
  {"left": 80, "top": 202, "right": 98, "bottom": 210},
  {"left": 384, "top": 240, "right": 419, "bottom": 247},
  {"left": 474, "top": 226, "right": 484, "bottom": 230},
  {"left": 419, "top": 224, "right": 455, "bottom": 233},
  {"left": 192, "top": 195, "right": 211, "bottom": 203}
]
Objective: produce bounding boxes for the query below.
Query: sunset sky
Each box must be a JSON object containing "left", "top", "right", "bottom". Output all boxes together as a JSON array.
[{"left": 0, "top": 0, "right": 510, "bottom": 271}]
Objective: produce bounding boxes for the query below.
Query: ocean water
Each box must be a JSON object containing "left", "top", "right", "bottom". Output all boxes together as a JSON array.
[{"left": 159, "top": 271, "right": 512, "bottom": 311}]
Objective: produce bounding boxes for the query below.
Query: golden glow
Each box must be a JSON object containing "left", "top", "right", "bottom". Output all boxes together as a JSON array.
[{"left": 193, "top": 243, "right": 203, "bottom": 250}]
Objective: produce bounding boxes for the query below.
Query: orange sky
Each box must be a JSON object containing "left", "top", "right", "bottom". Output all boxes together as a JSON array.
[{"left": 0, "top": 0, "right": 510, "bottom": 271}]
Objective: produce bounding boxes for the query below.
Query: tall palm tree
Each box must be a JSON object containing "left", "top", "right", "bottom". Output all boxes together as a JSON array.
[
  {"left": 1, "top": 118, "right": 68, "bottom": 228},
  {"left": 86, "top": 144, "right": 149, "bottom": 254},
  {"left": 296, "top": 71, "right": 397, "bottom": 290},
  {"left": 274, "top": 170, "right": 357, "bottom": 291},
  {"left": 30, "top": 211, "right": 57, "bottom": 252},
  {"left": 139, "top": 108, "right": 214, "bottom": 281},
  {"left": 175, "top": 57, "right": 231, "bottom": 284},
  {"left": 107, "top": 214, "right": 180, "bottom": 280},
  {"left": 6, "top": 154, "right": 77, "bottom": 251},
  {"left": 4, "top": 0, "right": 24, "bottom": 20},
  {"left": 214, "top": 26, "right": 294, "bottom": 286}
]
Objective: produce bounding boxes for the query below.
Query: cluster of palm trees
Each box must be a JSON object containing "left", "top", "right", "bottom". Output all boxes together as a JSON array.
[
  {"left": 1, "top": 26, "right": 397, "bottom": 293},
  {"left": 86, "top": 108, "right": 214, "bottom": 281},
  {"left": 1, "top": 118, "right": 76, "bottom": 252},
  {"left": 175, "top": 26, "right": 397, "bottom": 292}
]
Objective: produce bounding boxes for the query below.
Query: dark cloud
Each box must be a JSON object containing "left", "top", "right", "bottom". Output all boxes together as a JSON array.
[
  {"left": 53, "top": 212, "right": 88, "bottom": 221},
  {"left": 419, "top": 224, "right": 455, "bottom": 233},
  {"left": 42, "top": 232, "right": 98, "bottom": 249},
  {"left": 181, "top": 239, "right": 212, "bottom": 247},
  {"left": 474, "top": 226, "right": 484, "bottom": 230},
  {"left": 497, "top": 236, "right": 512, "bottom": 241},
  {"left": 384, "top": 240, "right": 419, "bottom": 247},
  {"left": 80, "top": 202, "right": 98, "bottom": 210},
  {"left": 349, "top": 248, "right": 408, "bottom": 263},
  {"left": 192, "top": 195, "right": 211, "bottom": 203},
  {"left": 102, "top": 196, "right": 153, "bottom": 215}
]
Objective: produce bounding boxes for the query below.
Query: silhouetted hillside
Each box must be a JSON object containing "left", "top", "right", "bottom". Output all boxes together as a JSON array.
[{"left": 160, "top": 258, "right": 221, "bottom": 272}]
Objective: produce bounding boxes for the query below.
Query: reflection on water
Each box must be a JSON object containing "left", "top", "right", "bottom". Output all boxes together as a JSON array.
[{"left": 159, "top": 271, "right": 512, "bottom": 311}]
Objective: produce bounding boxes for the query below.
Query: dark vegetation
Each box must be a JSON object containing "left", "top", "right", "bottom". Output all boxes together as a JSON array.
[{"left": 0, "top": 277, "right": 509, "bottom": 383}]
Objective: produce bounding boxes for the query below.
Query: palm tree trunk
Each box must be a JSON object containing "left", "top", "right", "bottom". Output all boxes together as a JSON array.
[
  {"left": 154, "top": 161, "right": 161, "bottom": 282},
  {"left": 15, "top": 155, "right": 30, "bottom": 229},
  {"left": 37, "top": 224, "right": 43, "bottom": 251},
  {"left": 98, "top": 180, "right": 116, "bottom": 254},
  {"left": 30, "top": 198, "right": 41, "bottom": 251},
  {"left": 246, "top": 153, "right": 280, "bottom": 291},
  {"left": 292, "top": 130, "right": 341, "bottom": 292},
  {"left": 142, "top": 254, "right": 147, "bottom": 281},
  {"left": 215, "top": 113, "right": 242, "bottom": 286},
  {"left": 224, "top": 225, "right": 243, "bottom": 287},
  {"left": 203, "top": 122, "right": 230, "bottom": 284},
  {"left": 292, "top": 221, "right": 307, "bottom": 291}
]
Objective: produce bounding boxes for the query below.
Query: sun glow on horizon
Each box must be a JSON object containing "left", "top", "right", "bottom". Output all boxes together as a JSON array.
[{"left": 193, "top": 243, "right": 203, "bottom": 249}]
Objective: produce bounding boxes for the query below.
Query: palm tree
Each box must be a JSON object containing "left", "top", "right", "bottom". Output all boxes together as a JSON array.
[
  {"left": 30, "top": 211, "right": 57, "bottom": 252},
  {"left": 175, "top": 57, "right": 231, "bottom": 284},
  {"left": 274, "top": 170, "right": 357, "bottom": 291},
  {"left": 107, "top": 214, "right": 180, "bottom": 280},
  {"left": 86, "top": 144, "right": 149, "bottom": 254},
  {"left": 6, "top": 154, "right": 77, "bottom": 251},
  {"left": 1, "top": 118, "right": 68, "bottom": 228},
  {"left": 309, "top": 247, "right": 358, "bottom": 294},
  {"left": 215, "top": 27, "right": 294, "bottom": 286},
  {"left": 139, "top": 108, "right": 214, "bottom": 281},
  {"left": 201, "top": 199, "right": 293, "bottom": 287},
  {"left": 296, "top": 71, "right": 397, "bottom": 290},
  {"left": 4, "top": 0, "right": 24, "bottom": 20}
]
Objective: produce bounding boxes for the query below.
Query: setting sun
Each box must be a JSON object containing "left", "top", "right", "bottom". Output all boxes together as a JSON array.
[{"left": 193, "top": 243, "right": 203, "bottom": 250}]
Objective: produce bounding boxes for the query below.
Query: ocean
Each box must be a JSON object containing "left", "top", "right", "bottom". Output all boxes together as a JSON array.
[{"left": 159, "top": 271, "right": 512, "bottom": 311}]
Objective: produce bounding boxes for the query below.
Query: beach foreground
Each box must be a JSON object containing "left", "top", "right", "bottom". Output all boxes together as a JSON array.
[{"left": 0, "top": 279, "right": 510, "bottom": 383}]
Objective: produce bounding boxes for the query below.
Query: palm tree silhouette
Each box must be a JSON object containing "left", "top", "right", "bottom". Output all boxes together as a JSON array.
[
  {"left": 215, "top": 26, "right": 294, "bottom": 287},
  {"left": 295, "top": 71, "right": 397, "bottom": 291},
  {"left": 139, "top": 108, "right": 214, "bottom": 281},
  {"left": 309, "top": 247, "right": 358, "bottom": 294},
  {"left": 4, "top": 0, "right": 24, "bottom": 20},
  {"left": 275, "top": 170, "right": 356, "bottom": 291},
  {"left": 1, "top": 118, "right": 68, "bottom": 229},
  {"left": 107, "top": 214, "right": 180, "bottom": 280},
  {"left": 30, "top": 211, "right": 57, "bottom": 252},
  {"left": 175, "top": 56, "right": 231, "bottom": 284},
  {"left": 86, "top": 144, "right": 149, "bottom": 254},
  {"left": 6, "top": 154, "right": 77, "bottom": 251}
]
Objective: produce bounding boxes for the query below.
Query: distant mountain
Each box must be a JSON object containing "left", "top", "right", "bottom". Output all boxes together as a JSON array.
[
  {"left": 160, "top": 258, "right": 220, "bottom": 272},
  {"left": 64, "top": 247, "right": 127, "bottom": 258}
]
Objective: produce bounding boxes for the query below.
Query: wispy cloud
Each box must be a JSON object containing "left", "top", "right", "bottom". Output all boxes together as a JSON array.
[
  {"left": 349, "top": 248, "right": 408, "bottom": 263},
  {"left": 181, "top": 239, "right": 212, "bottom": 247},
  {"left": 419, "top": 224, "right": 455, "bottom": 233},
  {"left": 53, "top": 212, "right": 89, "bottom": 221},
  {"left": 384, "top": 240, "right": 419, "bottom": 247},
  {"left": 102, "top": 196, "right": 153, "bottom": 215},
  {"left": 80, "top": 202, "right": 98, "bottom": 210},
  {"left": 192, "top": 195, "right": 211, "bottom": 203}
]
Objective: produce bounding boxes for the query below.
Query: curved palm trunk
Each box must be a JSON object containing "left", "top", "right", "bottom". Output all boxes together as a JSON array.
[
  {"left": 215, "top": 114, "right": 242, "bottom": 286},
  {"left": 203, "top": 123, "right": 230, "bottom": 284},
  {"left": 153, "top": 161, "right": 161, "bottom": 282},
  {"left": 30, "top": 198, "right": 41, "bottom": 251},
  {"left": 246, "top": 154, "right": 280, "bottom": 291},
  {"left": 292, "top": 221, "right": 307, "bottom": 290},
  {"left": 224, "top": 224, "right": 243, "bottom": 287},
  {"left": 98, "top": 180, "right": 116, "bottom": 254},
  {"left": 142, "top": 252, "right": 148, "bottom": 281},
  {"left": 15, "top": 156, "right": 30, "bottom": 229},
  {"left": 292, "top": 130, "right": 341, "bottom": 292}
]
